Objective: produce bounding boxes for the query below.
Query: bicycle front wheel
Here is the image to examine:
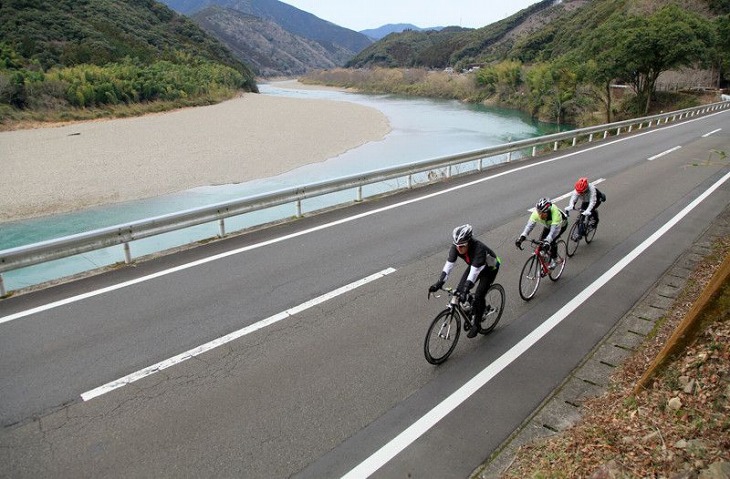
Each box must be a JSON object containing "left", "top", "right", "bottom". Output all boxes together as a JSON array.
[
  {"left": 549, "top": 240, "right": 567, "bottom": 281},
  {"left": 566, "top": 221, "right": 580, "bottom": 257},
  {"left": 424, "top": 309, "right": 461, "bottom": 364},
  {"left": 479, "top": 283, "right": 505, "bottom": 334},
  {"left": 519, "top": 255, "right": 541, "bottom": 301},
  {"left": 585, "top": 220, "right": 598, "bottom": 243}
]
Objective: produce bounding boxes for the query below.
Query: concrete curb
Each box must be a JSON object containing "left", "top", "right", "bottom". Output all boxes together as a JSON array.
[{"left": 473, "top": 204, "right": 730, "bottom": 479}]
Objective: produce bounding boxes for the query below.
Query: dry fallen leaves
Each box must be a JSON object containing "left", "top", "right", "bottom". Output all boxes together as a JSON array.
[{"left": 501, "top": 236, "right": 729, "bottom": 479}]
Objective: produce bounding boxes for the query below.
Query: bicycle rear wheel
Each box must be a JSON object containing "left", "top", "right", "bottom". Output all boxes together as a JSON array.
[
  {"left": 424, "top": 309, "right": 461, "bottom": 364},
  {"left": 519, "top": 255, "right": 541, "bottom": 301},
  {"left": 566, "top": 221, "right": 580, "bottom": 257},
  {"left": 549, "top": 240, "right": 567, "bottom": 281},
  {"left": 585, "top": 220, "right": 598, "bottom": 243},
  {"left": 479, "top": 283, "right": 505, "bottom": 334}
]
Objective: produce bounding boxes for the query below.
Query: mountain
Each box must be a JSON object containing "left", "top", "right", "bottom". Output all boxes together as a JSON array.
[
  {"left": 193, "top": 6, "right": 339, "bottom": 76},
  {"left": 0, "top": 0, "right": 255, "bottom": 83},
  {"left": 158, "top": 0, "right": 372, "bottom": 69},
  {"left": 359, "top": 24, "right": 442, "bottom": 41},
  {"left": 347, "top": 0, "right": 559, "bottom": 69},
  {"left": 347, "top": 0, "right": 729, "bottom": 70}
]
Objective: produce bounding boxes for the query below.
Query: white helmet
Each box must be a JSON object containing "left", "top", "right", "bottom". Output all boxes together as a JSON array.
[{"left": 452, "top": 224, "right": 473, "bottom": 245}]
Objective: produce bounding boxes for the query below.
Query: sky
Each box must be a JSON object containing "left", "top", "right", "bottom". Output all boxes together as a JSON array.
[{"left": 279, "top": 0, "right": 542, "bottom": 32}]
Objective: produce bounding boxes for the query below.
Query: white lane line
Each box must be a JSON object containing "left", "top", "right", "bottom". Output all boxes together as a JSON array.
[
  {"left": 341, "top": 171, "right": 730, "bottom": 479},
  {"left": 648, "top": 146, "right": 681, "bottom": 161},
  {"left": 4, "top": 109, "right": 727, "bottom": 325},
  {"left": 81, "top": 267, "right": 396, "bottom": 401},
  {"left": 702, "top": 128, "right": 722, "bottom": 137},
  {"left": 526, "top": 178, "right": 606, "bottom": 212}
]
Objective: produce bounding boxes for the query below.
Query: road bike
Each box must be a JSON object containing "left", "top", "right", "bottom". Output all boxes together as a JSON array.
[
  {"left": 566, "top": 212, "right": 598, "bottom": 257},
  {"left": 424, "top": 284, "right": 505, "bottom": 364},
  {"left": 517, "top": 239, "right": 566, "bottom": 301}
]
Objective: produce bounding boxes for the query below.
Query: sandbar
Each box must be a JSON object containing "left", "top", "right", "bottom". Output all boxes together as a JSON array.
[{"left": 0, "top": 81, "right": 390, "bottom": 222}]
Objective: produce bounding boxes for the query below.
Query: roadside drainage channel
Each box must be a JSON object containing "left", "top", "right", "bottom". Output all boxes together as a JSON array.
[{"left": 473, "top": 203, "right": 730, "bottom": 479}]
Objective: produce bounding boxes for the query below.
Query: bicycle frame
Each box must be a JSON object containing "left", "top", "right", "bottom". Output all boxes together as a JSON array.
[
  {"left": 530, "top": 240, "right": 552, "bottom": 276},
  {"left": 444, "top": 289, "right": 474, "bottom": 328}
]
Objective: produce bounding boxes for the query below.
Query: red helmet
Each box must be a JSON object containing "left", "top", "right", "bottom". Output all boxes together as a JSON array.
[{"left": 575, "top": 177, "right": 589, "bottom": 194}]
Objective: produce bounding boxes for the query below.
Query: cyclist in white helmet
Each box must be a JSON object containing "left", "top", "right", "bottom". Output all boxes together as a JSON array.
[
  {"left": 515, "top": 197, "right": 568, "bottom": 269},
  {"left": 429, "top": 224, "right": 501, "bottom": 338}
]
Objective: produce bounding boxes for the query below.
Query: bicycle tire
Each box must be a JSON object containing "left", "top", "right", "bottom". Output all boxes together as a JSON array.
[
  {"left": 519, "top": 255, "right": 541, "bottom": 301},
  {"left": 585, "top": 220, "right": 598, "bottom": 243},
  {"left": 566, "top": 222, "right": 580, "bottom": 257},
  {"left": 549, "top": 240, "right": 567, "bottom": 281},
  {"left": 424, "top": 309, "right": 461, "bottom": 364},
  {"left": 479, "top": 283, "right": 505, "bottom": 334}
]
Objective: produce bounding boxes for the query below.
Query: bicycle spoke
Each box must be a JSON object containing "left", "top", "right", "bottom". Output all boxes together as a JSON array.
[
  {"left": 480, "top": 284, "right": 505, "bottom": 334},
  {"left": 424, "top": 310, "right": 460, "bottom": 364},
  {"left": 567, "top": 222, "right": 580, "bottom": 257},
  {"left": 549, "top": 240, "right": 567, "bottom": 281},
  {"left": 519, "top": 255, "right": 540, "bottom": 300}
]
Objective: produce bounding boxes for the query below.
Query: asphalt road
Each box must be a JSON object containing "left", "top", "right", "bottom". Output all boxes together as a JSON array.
[{"left": 0, "top": 109, "right": 728, "bottom": 478}]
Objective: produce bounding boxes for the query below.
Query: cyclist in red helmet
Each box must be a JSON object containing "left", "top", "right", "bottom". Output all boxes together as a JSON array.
[
  {"left": 515, "top": 197, "right": 568, "bottom": 269},
  {"left": 565, "top": 177, "right": 605, "bottom": 234}
]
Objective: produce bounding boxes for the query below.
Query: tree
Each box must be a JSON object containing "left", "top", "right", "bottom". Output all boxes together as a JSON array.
[
  {"left": 578, "top": 14, "right": 630, "bottom": 123},
  {"left": 616, "top": 5, "right": 715, "bottom": 114}
]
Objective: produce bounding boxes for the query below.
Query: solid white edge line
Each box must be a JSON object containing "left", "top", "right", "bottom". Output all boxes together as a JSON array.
[
  {"left": 647, "top": 145, "right": 682, "bottom": 161},
  {"left": 4, "top": 108, "right": 727, "bottom": 325},
  {"left": 80, "top": 267, "right": 396, "bottom": 401},
  {"left": 702, "top": 128, "right": 722, "bottom": 137},
  {"left": 341, "top": 171, "right": 730, "bottom": 479}
]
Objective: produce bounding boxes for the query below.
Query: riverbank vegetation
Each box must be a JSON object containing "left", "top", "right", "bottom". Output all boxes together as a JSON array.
[
  {"left": 303, "top": 1, "right": 730, "bottom": 126},
  {"left": 0, "top": 0, "right": 257, "bottom": 130}
]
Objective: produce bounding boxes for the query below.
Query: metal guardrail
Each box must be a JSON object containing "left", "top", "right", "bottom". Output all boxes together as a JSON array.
[{"left": 1, "top": 100, "right": 729, "bottom": 296}]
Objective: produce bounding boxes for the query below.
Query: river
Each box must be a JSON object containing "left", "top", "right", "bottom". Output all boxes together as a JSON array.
[{"left": 1, "top": 83, "right": 567, "bottom": 292}]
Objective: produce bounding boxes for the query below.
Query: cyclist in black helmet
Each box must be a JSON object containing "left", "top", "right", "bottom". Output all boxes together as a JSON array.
[
  {"left": 515, "top": 197, "right": 568, "bottom": 269},
  {"left": 429, "top": 224, "right": 501, "bottom": 338}
]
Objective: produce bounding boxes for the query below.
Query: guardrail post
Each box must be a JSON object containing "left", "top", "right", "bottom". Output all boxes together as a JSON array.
[
  {"left": 603, "top": 131, "right": 608, "bottom": 139},
  {"left": 628, "top": 125, "right": 632, "bottom": 132},
  {"left": 648, "top": 120, "right": 653, "bottom": 127},
  {"left": 408, "top": 174, "right": 413, "bottom": 189},
  {"left": 588, "top": 133, "right": 593, "bottom": 142},
  {"left": 532, "top": 146, "right": 537, "bottom": 157},
  {"left": 218, "top": 219, "right": 225, "bottom": 238},
  {"left": 124, "top": 243, "right": 132, "bottom": 264},
  {"left": 357, "top": 186, "right": 363, "bottom": 202},
  {"left": 0, "top": 274, "right": 5, "bottom": 297},
  {"left": 296, "top": 199, "right": 302, "bottom": 218},
  {"left": 572, "top": 137, "right": 577, "bottom": 147},
  {"left": 447, "top": 165, "right": 452, "bottom": 178},
  {"left": 617, "top": 127, "right": 621, "bottom": 135},
  {"left": 553, "top": 141, "right": 558, "bottom": 151}
]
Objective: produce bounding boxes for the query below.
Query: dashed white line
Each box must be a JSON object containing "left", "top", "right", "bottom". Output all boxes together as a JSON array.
[
  {"left": 80, "top": 267, "right": 396, "bottom": 401},
  {"left": 702, "top": 128, "right": 722, "bottom": 137},
  {"left": 648, "top": 146, "right": 682, "bottom": 161}
]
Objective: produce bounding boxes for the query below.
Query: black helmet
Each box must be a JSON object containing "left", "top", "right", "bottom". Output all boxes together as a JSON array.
[
  {"left": 536, "top": 197, "right": 552, "bottom": 213},
  {"left": 452, "top": 224, "right": 473, "bottom": 245}
]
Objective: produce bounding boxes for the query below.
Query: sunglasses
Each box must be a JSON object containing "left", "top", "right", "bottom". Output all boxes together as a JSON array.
[{"left": 455, "top": 242, "right": 468, "bottom": 248}]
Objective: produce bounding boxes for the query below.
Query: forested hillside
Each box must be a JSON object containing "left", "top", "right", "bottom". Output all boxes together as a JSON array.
[
  {"left": 0, "top": 0, "right": 258, "bottom": 127},
  {"left": 307, "top": 0, "right": 730, "bottom": 126}
]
